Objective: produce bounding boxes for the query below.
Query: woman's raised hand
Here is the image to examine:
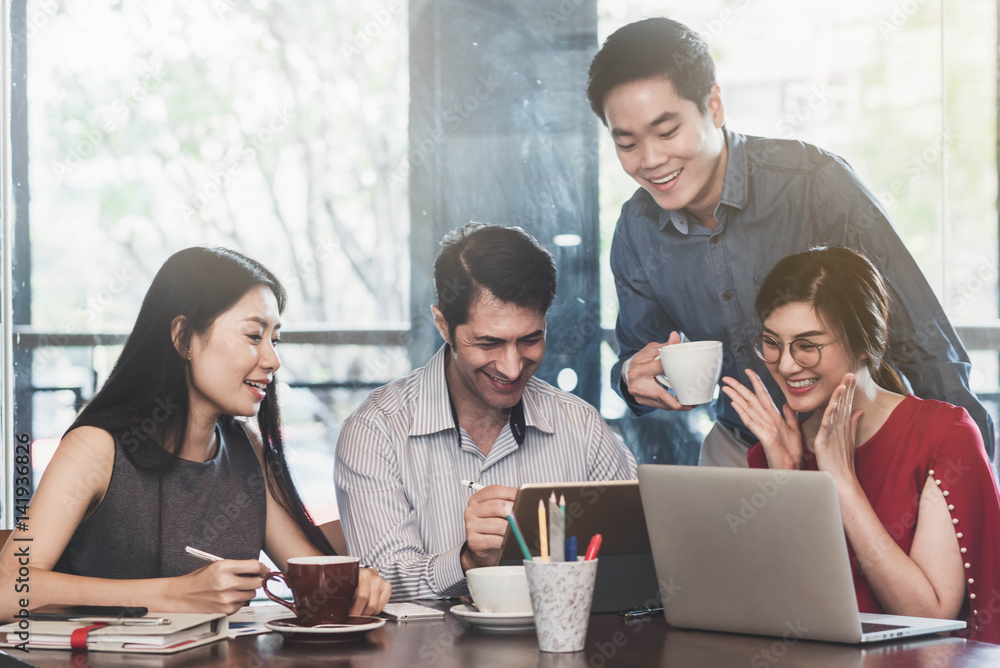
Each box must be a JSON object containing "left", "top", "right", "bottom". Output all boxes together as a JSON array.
[
  {"left": 172, "top": 559, "right": 268, "bottom": 614},
  {"left": 721, "top": 370, "right": 803, "bottom": 469},
  {"left": 813, "top": 373, "right": 863, "bottom": 484}
]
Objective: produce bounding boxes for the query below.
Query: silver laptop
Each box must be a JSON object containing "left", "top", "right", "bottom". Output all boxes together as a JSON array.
[{"left": 637, "top": 465, "right": 966, "bottom": 644}]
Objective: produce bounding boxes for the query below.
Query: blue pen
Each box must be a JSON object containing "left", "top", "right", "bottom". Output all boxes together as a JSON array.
[{"left": 565, "top": 535, "right": 578, "bottom": 562}]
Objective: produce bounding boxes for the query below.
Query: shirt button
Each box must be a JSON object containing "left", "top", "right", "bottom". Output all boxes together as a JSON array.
[
  {"left": 711, "top": 236, "right": 720, "bottom": 244},
  {"left": 723, "top": 292, "right": 732, "bottom": 301}
]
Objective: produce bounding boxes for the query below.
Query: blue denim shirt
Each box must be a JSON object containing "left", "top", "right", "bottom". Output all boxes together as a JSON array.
[{"left": 610, "top": 127, "right": 995, "bottom": 457}]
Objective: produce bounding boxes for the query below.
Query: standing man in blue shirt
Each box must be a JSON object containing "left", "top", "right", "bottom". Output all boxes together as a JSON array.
[{"left": 587, "top": 17, "right": 994, "bottom": 465}]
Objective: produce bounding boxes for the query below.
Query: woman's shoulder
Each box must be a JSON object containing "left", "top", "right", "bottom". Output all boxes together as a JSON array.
[
  {"left": 898, "top": 395, "right": 974, "bottom": 429},
  {"left": 58, "top": 425, "right": 118, "bottom": 463},
  {"left": 39, "top": 426, "right": 117, "bottom": 511},
  {"left": 893, "top": 395, "right": 984, "bottom": 456}
]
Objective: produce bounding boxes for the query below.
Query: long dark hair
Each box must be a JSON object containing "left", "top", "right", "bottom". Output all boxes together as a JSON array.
[
  {"left": 755, "top": 246, "right": 908, "bottom": 395},
  {"left": 68, "top": 246, "right": 335, "bottom": 554}
]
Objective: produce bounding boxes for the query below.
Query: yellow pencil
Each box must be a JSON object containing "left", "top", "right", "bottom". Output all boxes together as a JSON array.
[{"left": 538, "top": 498, "right": 549, "bottom": 561}]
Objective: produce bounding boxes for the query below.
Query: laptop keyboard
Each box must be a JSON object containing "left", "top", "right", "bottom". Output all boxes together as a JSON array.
[{"left": 861, "top": 622, "right": 908, "bottom": 634}]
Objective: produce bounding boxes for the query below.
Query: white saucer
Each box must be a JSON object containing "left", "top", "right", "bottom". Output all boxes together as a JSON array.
[
  {"left": 449, "top": 604, "right": 535, "bottom": 632},
  {"left": 265, "top": 615, "right": 385, "bottom": 642}
]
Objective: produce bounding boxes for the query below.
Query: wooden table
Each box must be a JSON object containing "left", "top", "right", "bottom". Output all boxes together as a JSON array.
[{"left": 4, "top": 607, "right": 1000, "bottom": 667}]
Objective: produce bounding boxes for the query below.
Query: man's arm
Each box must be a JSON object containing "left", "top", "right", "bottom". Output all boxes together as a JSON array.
[
  {"left": 813, "top": 157, "right": 995, "bottom": 458},
  {"left": 586, "top": 407, "right": 638, "bottom": 481},
  {"left": 334, "top": 414, "right": 466, "bottom": 600},
  {"left": 609, "top": 212, "right": 684, "bottom": 415}
]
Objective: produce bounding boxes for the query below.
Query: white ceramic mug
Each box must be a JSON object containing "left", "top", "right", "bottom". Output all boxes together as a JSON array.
[
  {"left": 466, "top": 565, "right": 533, "bottom": 614},
  {"left": 657, "top": 340, "right": 724, "bottom": 406}
]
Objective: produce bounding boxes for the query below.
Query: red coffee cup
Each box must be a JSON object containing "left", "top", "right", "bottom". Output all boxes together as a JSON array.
[{"left": 263, "top": 556, "right": 359, "bottom": 626}]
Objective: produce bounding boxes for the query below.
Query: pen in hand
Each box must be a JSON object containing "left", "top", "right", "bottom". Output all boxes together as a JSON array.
[
  {"left": 460, "top": 479, "right": 485, "bottom": 491},
  {"left": 185, "top": 546, "right": 224, "bottom": 563},
  {"left": 186, "top": 545, "right": 262, "bottom": 583}
]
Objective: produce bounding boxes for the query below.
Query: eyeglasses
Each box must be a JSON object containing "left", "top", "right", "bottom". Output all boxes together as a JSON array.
[{"left": 752, "top": 335, "right": 841, "bottom": 368}]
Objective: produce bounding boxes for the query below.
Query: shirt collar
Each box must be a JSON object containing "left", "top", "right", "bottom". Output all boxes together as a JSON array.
[
  {"left": 410, "top": 345, "right": 459, "bottom": 437},
  {"left": 719, "top": 127, "right": 748, "bottom": 211},
  {"left": 660, "top": 126, "right": 748, "bottom": 233},
  {"left": 519, "top": 386, "right": 554, "bottom": 436},
  {"left": 448, "top": 392, "right": 527, "bottom": 446},
  {"left": 409, "top": 344, "right": 549, "bottom": 444}
]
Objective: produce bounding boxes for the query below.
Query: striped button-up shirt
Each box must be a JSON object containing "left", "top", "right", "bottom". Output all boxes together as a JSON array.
[{"left": 335, "top": 345, "right": 637, "bottom": 600}]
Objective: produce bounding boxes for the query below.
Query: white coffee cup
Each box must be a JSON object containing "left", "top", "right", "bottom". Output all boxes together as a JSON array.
[
  {"left": 467, "top": 565, "right": 532, "bottom": 614},
  {"left": 657, "top": 340, "right": 724, "bottom": 406}
]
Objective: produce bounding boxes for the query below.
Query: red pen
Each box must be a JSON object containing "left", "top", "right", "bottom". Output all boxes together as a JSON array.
[{"left": 584, "top": 534, "right": 602, "bottom": 561}]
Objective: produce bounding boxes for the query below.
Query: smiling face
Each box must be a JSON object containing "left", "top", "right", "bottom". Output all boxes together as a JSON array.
[
  {"left": 434, "top": 291, "right": 546, "bottom": 417},
  {"left": 186, "top": 285, "right": 281, "bottom": 419},
  {"left": 761, "top": 302, "right": 862, "bottom": 414},
  {"left": 603, "top": 76, "right": 727, "bottom": 222}
]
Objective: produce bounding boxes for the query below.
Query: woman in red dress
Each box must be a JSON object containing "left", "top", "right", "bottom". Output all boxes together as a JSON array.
[{"left": 721, "top": 246, "right": 1000, "bottom": 644}]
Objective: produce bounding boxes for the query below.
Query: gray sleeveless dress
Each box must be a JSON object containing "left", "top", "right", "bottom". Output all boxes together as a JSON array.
[{"left": 54, "top": 418, "right": 267, "bottom": 578}]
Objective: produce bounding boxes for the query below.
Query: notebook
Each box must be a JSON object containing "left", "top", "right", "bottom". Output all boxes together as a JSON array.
[
  {"left": 498, "top": 480, "right": 660, "bottom": 613},
  {"left": 636, "top": 465, "right": 966, "bottom": 644},
  {"left": 0, "top": 612, "right": 227, "bottom": 653}
]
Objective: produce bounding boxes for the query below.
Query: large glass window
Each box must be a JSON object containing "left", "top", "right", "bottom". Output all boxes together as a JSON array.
[{"left": 13, "top": 0, "right": 410, "bottom": 521}]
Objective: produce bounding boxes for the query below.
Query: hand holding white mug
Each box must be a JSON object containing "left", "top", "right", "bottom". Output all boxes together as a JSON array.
[{"left": 623, "top": 332, "right": 692, "bottom": 412}]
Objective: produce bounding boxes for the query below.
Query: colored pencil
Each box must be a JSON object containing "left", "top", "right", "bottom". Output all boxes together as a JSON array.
[
  {"left": 538, "top": 499, "right": 549, "bottom": 561},
  {"left": 506, "top": 513, "right": 533, "bottom": 561},
  {"left": 584, "top": 534, "right": 602, "bottom": 561},
  {"left": 548, "top": 492, "right": 564, "bottom": 562},
  {"left": 565, "top": 535, "right": 577, "bottom": 562},
  {"left": 559, "top": 494, "right": 566, "bottom": 538}
]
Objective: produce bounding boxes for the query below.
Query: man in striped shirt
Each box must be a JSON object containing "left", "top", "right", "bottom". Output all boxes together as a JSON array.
[{"left": 335, "top": 223, "right": 637, "bottom": 600}]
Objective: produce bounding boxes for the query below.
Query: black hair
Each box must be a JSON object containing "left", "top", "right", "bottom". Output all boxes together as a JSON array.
[
  {"left": 755, "top": 246, "right": 907, "bottom": 395},
  {"left": 587, "top": 17, "right": 717, "bottom": 122},
  {"left": 433, "top": 223, "right": 556, "bottom": 339},
  {"left": 68, "top": 246, "right": 335, "bottom": 555}
]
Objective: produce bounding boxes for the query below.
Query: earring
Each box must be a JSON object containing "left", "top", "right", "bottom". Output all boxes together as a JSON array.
[{"left": 186, "top": 349, "right": 191, "bottom": 360}]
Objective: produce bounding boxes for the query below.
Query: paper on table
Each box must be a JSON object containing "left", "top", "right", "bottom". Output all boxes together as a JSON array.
[
  {"left": 547, "top": 494, "right": 564, "bottom": 562},
  {"left": 227, "top": 603, "right": 293, "bottom": 638}
]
